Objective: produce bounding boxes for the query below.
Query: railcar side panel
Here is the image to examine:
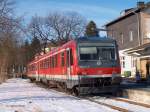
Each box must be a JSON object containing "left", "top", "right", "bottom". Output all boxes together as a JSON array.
[{"left": 27, "top": 37, "right": 121, "bottom": 91}]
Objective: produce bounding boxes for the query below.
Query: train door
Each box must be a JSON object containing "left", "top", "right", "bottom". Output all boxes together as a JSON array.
[
  {"left": 66, "top": 48, "right": 72, "bottom": 79},
  {"left": 36, "top": 63, "right": 39, "bottom": 81}
]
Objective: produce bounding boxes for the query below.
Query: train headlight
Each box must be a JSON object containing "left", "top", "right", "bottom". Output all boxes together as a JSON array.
[{"left": 97, "top": 61, "right": 102, "bottom": 66}]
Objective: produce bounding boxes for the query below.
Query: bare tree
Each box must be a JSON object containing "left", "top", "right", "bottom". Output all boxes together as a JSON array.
[
  {"left": 28, "top": 15, "right": 52, "bottom": 53},
  {"left": 29, "top": 16, "right": 51, "bottom": 40},
  {"left": 0, "top": 0, "right": 23, "bottom": 82},
  {"left": 28, "top": 12, "right": 86, "bottom": 48},
  {"left": 46, "top": 12, "right": 86, "bottom": 43}
]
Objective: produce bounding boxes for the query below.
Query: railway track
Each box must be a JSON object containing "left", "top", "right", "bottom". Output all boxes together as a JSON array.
[
  {"left": 82, "top": 96, "right": 150, "bottom": 112},
  {"left": 112, "top": 97, "right": 150, "bottom": 108},
  {"left": 83, "top": 97, "right": 130, "bottom": 112},
  {"left": 34, "top": 81, "right": 150, "bottom": 112}
]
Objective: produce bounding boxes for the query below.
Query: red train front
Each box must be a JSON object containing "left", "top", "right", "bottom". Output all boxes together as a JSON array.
[{"left": 27, "top": 37, "right": 121, "bottom": 95}]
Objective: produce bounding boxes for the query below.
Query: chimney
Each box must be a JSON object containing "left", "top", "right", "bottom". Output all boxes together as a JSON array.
[{"left": 137, "top": 1, "right": 145, "bottom": 8}]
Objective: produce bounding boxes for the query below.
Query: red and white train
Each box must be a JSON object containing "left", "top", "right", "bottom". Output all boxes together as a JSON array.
[{"left": 27, "top": 37, "right": 121, "bottom": 95}]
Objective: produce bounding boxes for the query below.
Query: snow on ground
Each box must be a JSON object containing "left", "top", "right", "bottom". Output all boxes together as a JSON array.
[
  {"left": 0, "top": 78, "right": 118, "bottom": 112},
  {"left": 93, "top": 96, "right": 150, "bottom": 112}
]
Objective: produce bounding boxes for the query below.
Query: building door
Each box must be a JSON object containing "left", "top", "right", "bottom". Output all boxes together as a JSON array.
[{"left": 140, "top": 59, "right": 150, "bottom": 78}]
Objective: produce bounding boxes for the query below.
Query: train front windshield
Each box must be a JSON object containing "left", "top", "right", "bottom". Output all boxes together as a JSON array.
[
  {"left": 79, "top": 47, "right": 116, "bottom": 61},
  {"left": 78, "top": 43, "right": 118, "bottom": 68}
]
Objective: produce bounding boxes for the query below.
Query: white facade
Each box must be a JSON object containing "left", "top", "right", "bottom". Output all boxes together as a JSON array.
[{"left": 119, "top": 50, "right": 136, "bottom": 77}]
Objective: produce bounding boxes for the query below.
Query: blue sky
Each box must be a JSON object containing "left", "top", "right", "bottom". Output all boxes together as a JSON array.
[{"left": 15, "top": 0, "right": 149, "bottom": 27}]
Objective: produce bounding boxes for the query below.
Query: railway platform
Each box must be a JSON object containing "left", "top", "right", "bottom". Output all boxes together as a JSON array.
[{"left": 120, "top": 80, "right": 150, "bottom": 104}]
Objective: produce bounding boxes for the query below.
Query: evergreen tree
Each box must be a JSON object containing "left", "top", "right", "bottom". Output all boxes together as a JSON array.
[
  {"left": 24, "top": 40, "right": 30, "bottom": 62},
  {"left": 30, "top": 37, "right": 41, "bottom": 60},
  {"left": 85, "top": 21, "right": 99, "bottom": 37}
]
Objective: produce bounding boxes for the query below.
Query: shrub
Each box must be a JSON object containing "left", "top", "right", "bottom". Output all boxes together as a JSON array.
[{"left": 124, "top": 71, "right": 131, "bottom": 77}]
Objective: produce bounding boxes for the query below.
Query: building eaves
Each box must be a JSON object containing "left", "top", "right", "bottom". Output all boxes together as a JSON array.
[
  {"left": 124, "top": 42, "right": 150, "bottom": 54},
  {"left": 104, "top": 8, "right": 140, "bottom": 27}
]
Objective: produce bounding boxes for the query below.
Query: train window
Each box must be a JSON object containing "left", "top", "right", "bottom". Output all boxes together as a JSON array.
[
  {"left": 44, "top": 59, "right": 49, "bottom": 69},
  {"left": 42, "top": 61, "right": 44, "bottom": 69},
  {"left": 80, "top": 47, "right": 97, "bottom": 60},
  {"left": 41, "top": 61, "right": 43, "bottom": 69},
  {"left": 35, "top": 65, "right": 36, "bottom": 70},
  {"left": 32, "top": 65, "right": 34, "bottom": 71},
  {"left": 100, "top": 48, "right": 115, "bottom": 60},
  {"left": 48, "top": 58, "right": 50, "bottom": 68},
  {"left": 55, "top": 54, "right": 57, "bottom": 67},
  {"left": 57, "top": 54, "right": 60, "bottom": 67},
  {"left": 70, "top": 49, "right": 73, "bottom": 65},
  {"left": 30, "top": 65, "right": 32, "bottom": 71},
  {"left": 61, "top": 52, "right": 65, "bottom": 67},
  {"left": 43, "top": 61, "right": 45, "bottom": 68},
  {"left": 40, "top": 62, "right": 42, "bottom": 69},
  {"left": 33, "top": 65, "right": 35, "bottom": 71},
  {"left": 67, "top": 50, "right": 69, "bottom": 67},
  {"left": 50, "top": 57, "right": 52, "bottom": 68},
  {"left": 53, "top": 56, "right": 55, "bottom": 68},
  {"left": 80, "top": 47, "right": 97, "bottom": 54},
  {"left": 79, "top": 47, "right": 116, "bottom": 61},
  {"left": 41, "top": 62, "right": 42, "bottom": 69},
  {"left": 47, "top": 59, "right": 49, "bottom": 68},
  {"left": 52, "top": 56, "right": 54, "bottom": 68},
  {"left": 40, "top": 61, "right": 42, "bottom": 69},
  {"left": 28, "top": 66, "right": 30, "bottom": 71}
]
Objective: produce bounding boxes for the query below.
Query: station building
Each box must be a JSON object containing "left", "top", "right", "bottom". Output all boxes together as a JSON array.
[{"left": 105, "top": 2, "right": 150, "bottom": 79}]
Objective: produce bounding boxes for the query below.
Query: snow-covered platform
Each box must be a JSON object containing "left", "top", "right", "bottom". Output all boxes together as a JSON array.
[{"left": 0, "top": 78, "right": 117, "bottom": 112}]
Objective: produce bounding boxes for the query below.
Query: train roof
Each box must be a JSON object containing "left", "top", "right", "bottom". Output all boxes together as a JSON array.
[
  {"left": 75, "top": 36, "right": 116, "bottom": 43},
  {"left": 28, "top": 36, "right": 116, "bottom": 65}
]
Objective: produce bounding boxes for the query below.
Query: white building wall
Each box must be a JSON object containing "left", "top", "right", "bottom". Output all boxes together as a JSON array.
[{"left": 119, "top": 50, "right": 136, "bottom": 77}]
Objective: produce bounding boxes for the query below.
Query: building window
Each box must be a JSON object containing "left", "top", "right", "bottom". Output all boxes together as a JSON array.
[
  {"left": 120, "top": 33, "right": 124, "bottom": 44},
  {"left": 122, "top": 61, "right": 125, "bottom": 68},
  {"left": 112, "top": 31, "right": 116, "bottom": 39},
  {"left": 129, "top": 31, "right": 133, "bottom": 41},
  {"left": 131, "top": 57, "right": 136, "bottom": 68},
  {"left": 120, "top": 56, "right": 125, "bottom": 68},
  {"left": 110, "top": 30, "right": 114, "bottom": 39},
  {"left": 145, "top": 18, "right": 150, "bottom": 38}
]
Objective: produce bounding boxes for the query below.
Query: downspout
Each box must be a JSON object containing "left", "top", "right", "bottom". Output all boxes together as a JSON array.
[
  {"left": 134, "top": 11, "right": 141, "bottom": 75},
  {"left": 136, "top": 12, "right": 141, "bottom": 46},
  {"left": 132, "top": 11, "right": 141, "bottom": 46}
]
